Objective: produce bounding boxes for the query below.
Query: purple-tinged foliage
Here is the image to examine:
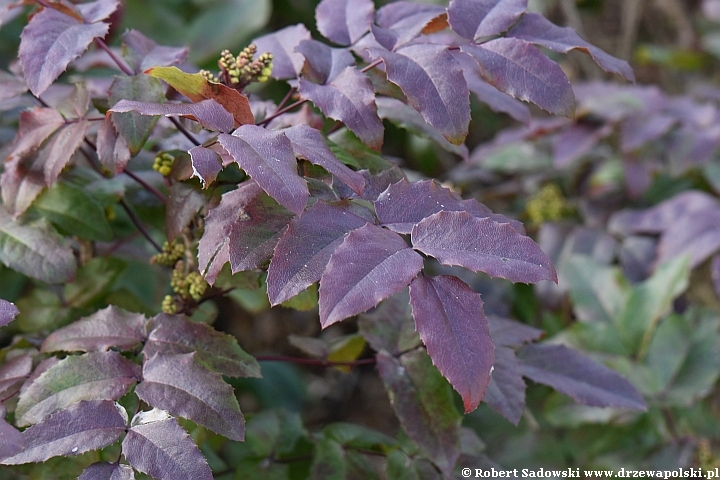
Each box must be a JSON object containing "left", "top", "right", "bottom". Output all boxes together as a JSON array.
[
  {"left": 76, "top": 0, "right": 121, "bottom": 24},
  {"left": 79, "top": 462, "right": 135, "bottom": 480},
  {"left": 553, "top": 122, "right": 613, "bottom": 167},
  {"left": 368, "top": 45, "right": 470, "bottom": 145},
  {"left": 109, "top": 99, "right": 235, "bottom": 133},
  {"left": 19, "top": 6, "right": 111, "bottom": 96},
  {"left": 123, "top": 413, "right": 212, "bottom": 480},
  {"left": 319, "top": 224, "right": 424, "bottom": 327},
  {"left": 0, "top": 299, "right": 19, "bottom": 328},
  {"left": 374, "top": 2, "right": 446, "bottom": 50},
  {"left": 448, "top": 0, "right": 527, "bottom": 40},
  {"left": 656, "top": 206, "right": 720, "bottom": 268},
  {"left": 15, "top": 351, "right": 140, "bottom": 427},
  {"left": 461, "top": 40, "right": 575, "bottom": 117},
  {"left": 0, "top": 354, "right": 32, "bottom": 398},
  {"left": 108, "top": 75, "right": 165, "bottom": 157},
  {"left": 489, "top": 316, "right": 544, "bottom": 347},
  {"left": 410, "top": 275, "right": 494, "bottom": 413},
  {"left": 298, "top": 67, "right": 384, "bottom": 151},
  {"left": 267, "top": 200, "right": 372, "bottom": 305},
  {"left": 5, "top": 108, "right": 65, "bottom": 162},
  {"left": 358, "top": 291, "right": 421, "bottom": 356},
  {"left": 296, "top": 39, "right": 355, "bottom": 85},
  {"left": 412, "top": 211, "right": 557, "bottom": 283},
  {"left": 165, "top": 183, "right": 205, "bottom": 242},
  {"left": 621, "top": 113, "right": 676, "bottom": 153},
  {"left": 376, "top": 349, "right": 461, "bottom": 477},
  {"left": 483, "top": 346, "right": 525, "bottom": 425},
  {"left": 188, "top": 145, "right": 223, "bottom": 189},
  {"left": 96, "top": 118, "right": 131, "bottom": 174},
  {"left": 144, "top": 314, "right": 261, "bottom": 378},
  {"left": 219, "top": 127, "right": 309, "bottom": 214},
  {"left": 135, "top": 353, "right": 245, "bottom": 441},
  {"left": 1, "top": 400, "right": 127, "bottom": 465},
  {"left": 315, "top": 0, "right": 374, "bottom": 46},
  {"left": 0, "top": 405, "right": 24, "bottom": 461},
  {"left": 42, "top": 305, "right": 148, "bottom": 353},
  {"left": 252, "top": 24, "right": 311, "bottom": 80},
  {"left": 121, "top": 29, "right": 188, "bottom": 74},
  {"left": 518, "top": 344, "right": 647, "bottom": 410}
]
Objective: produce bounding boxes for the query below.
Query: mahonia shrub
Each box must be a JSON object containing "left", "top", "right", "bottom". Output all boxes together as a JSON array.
[{"left": 0, "top": 0, "right": 647, "bottom": 477}]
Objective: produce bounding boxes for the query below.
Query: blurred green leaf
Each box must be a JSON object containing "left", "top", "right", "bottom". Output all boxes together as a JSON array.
[{"left": 64, "top": 257, "right": 127, "bottom": 308}]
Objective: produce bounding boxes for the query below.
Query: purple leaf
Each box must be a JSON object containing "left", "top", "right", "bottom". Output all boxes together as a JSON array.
[
  {"left": 123, "top": 414, "right": 212, "bottom": 480},
  {"left": 0, "top": 413, "right": 24, "bottom": 461},
  {"left": 299, "top": 67, "right": 384, "bottom": 151},
  {"left": 144, "top": 314, "right": 260, "bottom": 378},
  {"left": 483, "top": 346, "right": 525, "bottom": 425},
  {"left": 411, "top": 211, "right": 557, "bottom": 284},
  {"left": 42, "top": 305, "right": 148, "bottom": 353},
  {"left": 283, "top": 124, "right": 365, "bottom": 195},
  {"left": 267, "top": 200, "right": 371, "bottom": 305},
  {"left": 462, "top": 39, "right": 574, "bottom": 117},
  {"left": 448, "top": 0, "right": 527, "bottom": 40},
  {"left": 335, "top": 167, "right": 406, "bottom": 201},
  {"left": 368, "top": 45, "right": 470, "bottom": 145},
  {"left": 166, "top": 183, "right": 205, "bottom": 242},
  {"left": 608, "top": 191, "right": 720, "bottom": 236},
  {"left": 122, "top": 29, "right": 188, "bottom": 73},
  {"left": 76, "top": 0, "right": 120, "bottom": 23},
  {"left": 375, "top": 2, "right": 447, "bottom": 50},
  {"left": 6, "top": 107, "right": 65, "bottom": 162},
  {"left": 219, "top": 127, "right": 309, "bottom": 214},
  {"left": 376, "top": 97, "right": 469, "bottom": 160},
  {"left": 189, "top": 145, "right": 223, "bottom": 189},
  {"left": 96, "top": 118, "right": 131, "bottom": 174},
  {"left": 316, "top": 0, "right": 374, "bottom": 46},
  {"left": 79, "top": 462, "right": 135, "bottom": 480},
  {"left": 518, "top": 344, "right": 646, "bottom": 410},
  {"left": 319, "top": 223, "right": 423, "bottom": 327},
  {"left": 0, "top": 354, "right": 32, "bottom": 398},
  {"left": 713, "top": 255, "right": 720, "bottom": 302},
  {"left": 455, "top": 51, "right": 530, "bottom": 124},
  {"left": 488, "top": 316, "right": 543, "bottom": 347},
  {"left": 508, "top": 13, "right": 634, "bottom": 82},
  {"left": 0, "top": 299, "right": 19, "bottom": 328},
  {"left": 135, "top": 353, "right": 245, "bottom": 441},
  {"left": 375, "top": 179, "right": 524, "bottom": 234},
  {"left": 1, "top": 400, "right": 127, "bottom": 465},
  {"left": 296, "top": 39, "right": 355, "bottom": 84},
  {"left": 0, "top": 206, "right": 76, "bottom": 284},
  {"left": 19, "top": 7, "right": 109, "bottom": 96},
  {"left": 376, "top": 349, "right": 461, "bottom": 476},
  {"left": 16, "top": 351, "right": 140, "bottom": 427},
  {"left": 621, "top": 113, "right": 676, "bottom": 153},
  {"left": 109, "top": 99, "right": 234, "bottom": 133},
  {"left": 553, "top": 122, "right": 613, "bottom": 167},
  {"left": 252, "top": 24, "right": 311, "bottom": 80},
  {"left": 657, "top": 206, "right": 720, "bottom": 269},
  {"left": 108, "top": 75, "right": 165, "bottom": 156},
  {"left": 409, "top": 275, "right": 494, "bottom": 413}
]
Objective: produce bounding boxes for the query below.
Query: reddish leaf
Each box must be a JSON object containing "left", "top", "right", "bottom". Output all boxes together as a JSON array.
[
  {"left": 16, "top": 351, "right": 140, "bottom": 427},
  {"left": 96, "top": 118, "right": 131, "bottom": 174},
  {"left": 334, "top": 167, "right": 405, "bottom": 201},
  {"left": 45, "top": 120, "right": 91, "bottom": 185},
  {"left": 145, "top": 66, "right": 254, "bottom": 127},
  {"left": 6, "top": 107, "right": 65, "bottom": 162},
  {"left": 518, "top": 344, "right": 646, "bottom": 410},
  {"left": 19, "top": 7, "right": 109, "bottom": 96},
  {"left": 42, "top": 305, "right": 148, "bottom": 353},
  {"left": 376, "top": 349, "right": 461, "bottom": 476},
  {"left": 508, "top": 13, "right": 635, "bottom": 82},
  {"left": 296, "top": 39, "right": 355, "bottom": 84},
  {"left": 122, "top": 29, "right": 188, "bottom": 73},
  {"left": 252, "top": 24, "right": 311, "bottom": 80},
  {"left": 483, "top": 346, "right": 525, "bottom": 425},
  {"left": 0, "top": 414, "right": 24, "bottom": 461},
  {"left": 144, "top": 314, "right": 260, "bottom": 378},
  {"left": 0, "top": 299, "right": 19, "bottom": 328},
  {"left": 189, "top": 145, "right": 223, "bottom": 189},
  {"left": 448, "top": 0, "right": 527, "bottom": 40},
  {"left": 109, "top": 99, "right": 234, "bottom": 133},
  {"left": 375, "top": 2, "right": 447, "bottom": 50},
  {"left": 553, "top": 122, "right": 613, "bottom": 167},
  {"left": 108, "top": 75, "right": 165, "bottom": 156},
  {"left": 411, "top": 211, "right": 557, "bottom": 284},
  {"left": 135, "top": 353, "right": 245, "bottom": 441},
  {"left": 219, "top": 127, "right": 309, "bottom": 214},
  {"left": 0, "top": 354, "right": 32, "bottom": 397},
  {"left": 267, "top": 200, "right": 371, "bottom": 305},
  {"left": 299, "top": 67, "right": 384, "bottom": 151},
  {"left": 368, "top": 45, "right": 470, "bottom": 145},
  {"left": 315, "top": 0, "right": 374, "bottom": 46},
  {"left": 123, "top": 414, "right": 212, "bottom": 480},
  {"left": 1, "top": 400, "right": 127, "bottom": 465},
  {"left": 283, "top": 124, "right": 365, "bottom": 195},
  {"left": 76, "top": 0, "right": 120, "bottom": 23},
  {"left": 165, "top": 183, "right": 205, "bottom": 242},
  {"left": 410, "top": 275, "right": 494, "bottom": 413},
  {"left": 79, "top": 462, "right": 135, "bottom": 480},
  {"left": 489, "top": 316, "right": 543, "bottom": 347},
  {"left": 319, "top": 223, "right": 423, "bottom": 327},
  {"left": 375, "top": 179, "right": 524, "bottom": 234},
  {"left": 462, "top": 39, "right": 574, "bottom": 117}
]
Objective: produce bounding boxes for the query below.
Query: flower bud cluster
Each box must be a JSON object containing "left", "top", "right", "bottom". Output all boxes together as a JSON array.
[
  {"left": 170, "top": 261, "right": 208, "bottom": 301},
  {"left": 526, "top": 183, "right": 569, "bottom": 226},
  {"left": 151, "top": 240, "right": 185, "bottom": 267},
  {"left": 213, "top": 45, "right": 273, "bottom": 89},
  {"left": 153, "top": 152, "right": 174, "bottom": 177}
]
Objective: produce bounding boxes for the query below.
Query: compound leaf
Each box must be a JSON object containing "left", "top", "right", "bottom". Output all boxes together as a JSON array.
[{"left": 448, "top": 0, "right": 527, "bottom": 40}]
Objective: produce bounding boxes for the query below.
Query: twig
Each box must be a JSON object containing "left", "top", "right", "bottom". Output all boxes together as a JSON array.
[
  {"left": 256, "top": 99, "right": 307, "bottom": 126},
  {"left": 123, "top": 170, "right": 168, "bottom": 204},
  {"left": 360, "top": 59, "right": 382, "bottom": 73},
  {"left": 169, "top": 116, "right": 201, "bottom": 147},
  {"left": 118, "top": 198, "right": 162, "bottom": 253},
  {"left": 94, "top": 38, "right": 134, "bottom": 76}
]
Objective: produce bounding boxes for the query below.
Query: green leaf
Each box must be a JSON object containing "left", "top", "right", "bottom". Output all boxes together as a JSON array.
[
  {"left": 563, "top": 255, "right": 628, "bottom": 324},
  {"left": 327, "top": 334, "right": 366, "bottom": 373},
  {"left": 108, "top": 74, "right": 165, "bottom": 156},
  {"left": 310, "top": 437, "right": 345, "bottom": 480},
  {"left": 645, "top": 314, "right": 691, "bottom": 394},
  {"left": 280, "top": 283, "right": 318, "bottom": 311},
  {"left": 33, "top": 182, "right": 113, "bottom": 241},
  {"left": 322, "top": 423, "right": 396, "bottom": 454},
  {"left": 327, "top": 129, "right": 394, "bottom": 174},
  {"left": 63, "top": 257, "right": 127, "bottom": 308},
  {"left": 386, "top": 450, "right": 440, "bottom": 480},
  {"left": 0, "top": 206, "right": 76, "bottom": 284}
]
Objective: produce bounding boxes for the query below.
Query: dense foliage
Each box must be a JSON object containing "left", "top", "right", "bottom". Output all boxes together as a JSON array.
[{"left": 1, "top": 0, "right": 720, "bottom": 477}]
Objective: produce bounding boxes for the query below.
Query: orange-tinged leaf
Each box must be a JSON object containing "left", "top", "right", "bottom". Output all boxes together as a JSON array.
[{"left": 145, "top": 66, "right": 254, "bottom": 127}]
